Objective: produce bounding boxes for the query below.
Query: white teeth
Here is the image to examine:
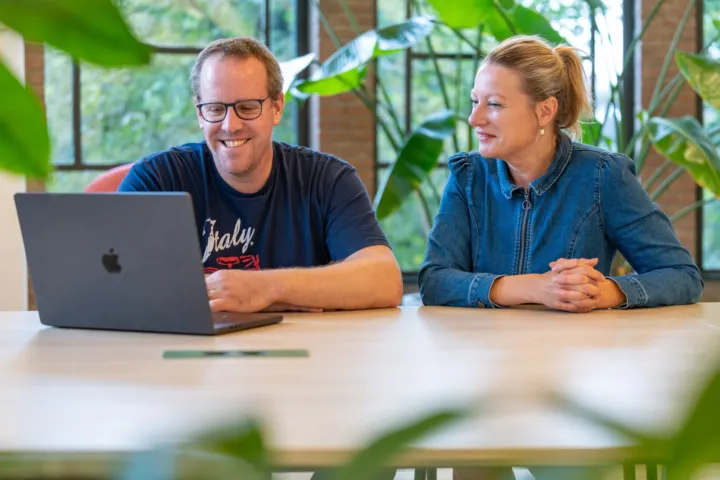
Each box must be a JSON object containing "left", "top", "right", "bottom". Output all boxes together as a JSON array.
[{"left": 224, "top": 139, "right": 249, "bottom": 148}]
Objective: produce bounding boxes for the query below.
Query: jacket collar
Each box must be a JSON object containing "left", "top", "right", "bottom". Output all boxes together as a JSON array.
[{"left": 497, "top": 133, "right": 574, "bottom": 200}]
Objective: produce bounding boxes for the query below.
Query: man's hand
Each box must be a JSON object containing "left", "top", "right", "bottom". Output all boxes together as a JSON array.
[
  {"left": 204, "top": 245, "right": 401, "bottom": 312},
  {"left": 549, "top": 258, "right": 626, "bottom": 310},
  {"left": 205, "top": 270, "right": 279, "bottom": 313}
]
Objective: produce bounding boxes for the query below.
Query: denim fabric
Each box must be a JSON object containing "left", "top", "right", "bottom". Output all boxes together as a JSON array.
[{"left": 418, "top": 134, "right": 703, "bottom": 309}]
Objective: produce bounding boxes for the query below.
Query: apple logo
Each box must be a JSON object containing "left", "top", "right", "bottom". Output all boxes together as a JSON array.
[{"left": 102, "top": 248, "right": 122, "bottom": 273}]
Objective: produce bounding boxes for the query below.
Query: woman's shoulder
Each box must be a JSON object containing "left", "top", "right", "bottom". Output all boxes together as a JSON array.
[
  {"left": 447, "top": 151, "right": 496, "bottom": 179},
  {"left": 570, "top": 141, "right": 637, "bottom": 173}
]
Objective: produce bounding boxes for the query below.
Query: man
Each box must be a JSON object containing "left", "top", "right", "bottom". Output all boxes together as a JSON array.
[{"left": 118, "top": 37, "right": 403, "bottom": 313}]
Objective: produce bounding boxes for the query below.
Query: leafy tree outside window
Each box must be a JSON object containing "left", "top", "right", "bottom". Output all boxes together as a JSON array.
[{"left": 44, "top": 0, "right": 303, "bottom": 193}]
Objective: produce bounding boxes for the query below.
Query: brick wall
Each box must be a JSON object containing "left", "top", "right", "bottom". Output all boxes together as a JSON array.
[
  {"left": 316, "top": 0, "right": 376, "bottom": 194},
  {"left": 24, "top": 42, "right": 45, "bottom": 194},
  {"left": 24, "top": 42, "right": 44, "bottom": 110},
  {"left": 24, "top": 42, "right": 44, "bottom": 310},
  {"left": 639, "top": 0, "right": 720, "bottom": 300},
  {"left": 640, "top": 0, "right": 698, "bottom": 257}
]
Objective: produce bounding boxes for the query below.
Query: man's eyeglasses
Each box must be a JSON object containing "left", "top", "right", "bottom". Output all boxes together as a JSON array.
[{"left": 196, "top": 94, "right": 272, "bottom": 123}]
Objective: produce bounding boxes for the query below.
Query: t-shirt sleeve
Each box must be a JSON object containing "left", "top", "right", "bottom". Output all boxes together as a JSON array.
[
  {"left": 117, "top": 159, "right": 167, "bottom": 192},
  {"left": 323, "top": 165, "right": 390, "bottom": 261}
]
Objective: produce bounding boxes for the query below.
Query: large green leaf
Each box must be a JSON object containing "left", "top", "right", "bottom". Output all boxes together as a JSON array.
[
  {"left": 580, "top": 119, "right": 612, "bottom": 149},
  {"left": 648, "top": 116, "right": 720, "bottom": 198},
  {"left": 120, "top": 447, "right": 265, "bottom": 480},
  {"left": 709, "top": 123, "right": 720, "bottom": 149},
  {"left": 484, "top": 9, "right": 515, "bottom": 42},
  {"left": 295, "top": 67, "right": 368, "bottom": 96},
  {"left": 580, "top": 120, "right": 603, "bottom": 146},
  {"left": 675, "top": 52, "right": 720, "bottom": 110},
  {"left": 120, "top": 418, "right": 269, "bottom": 479},
  {"left": 293, "top": 16, "right": 434, "bottom": 96},
  {"left": 329, "top": 407, "right": 468, "bottom": 480},
  {"left": 662, "top": 363, "right": 720, "bottom": 478},
  {"left": 427, "top": 0, "right": 493, "bottom": 29},
  {"left": 375, "top": 15, "right": 436, "bottom": 53},
  {"left": 426, "top": 0, "right": 563, "bottom": 44},
  {"left": 550, "top": 362, "right": 720, "bottom": 479},
  {"left": 279, "top": 53, "right": 315, "bottom": 94},
  {"left": 481, "top": 5, "right": 566, "bottom": 44},
  {"left": 508, "top": 5, "right": 565, "bottom": 44},
  {"left": 318, "top": 31, "right": 377, "bottom": 80},
  {"left": 187, "top": 417, "right": 270, "bottom": 477},
  {"left": 374, "top": 110, "right": 456, "bottom": 220},
  {"left": 0, "top": 61, "right": 50, "bottom": 178},
  {"left": 0, "top": 0, "right": 151, "bottom": 67}
]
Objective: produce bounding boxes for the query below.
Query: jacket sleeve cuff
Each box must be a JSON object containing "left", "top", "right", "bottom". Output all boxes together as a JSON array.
[
  {"left": 607, "top": 276, "right": 648, "bottom": 308},
  {"left": 469, "top": 274, "right": 505, "bottom": 308}
]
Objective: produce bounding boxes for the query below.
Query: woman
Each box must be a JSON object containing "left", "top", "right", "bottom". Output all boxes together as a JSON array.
[{"left": 418, "top": 35, "right": 703, "bottom": 312}]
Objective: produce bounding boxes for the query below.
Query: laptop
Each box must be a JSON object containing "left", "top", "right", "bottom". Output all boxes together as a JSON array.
[{"left": 14, "top": 192, "right": 283, "bottom": 335}]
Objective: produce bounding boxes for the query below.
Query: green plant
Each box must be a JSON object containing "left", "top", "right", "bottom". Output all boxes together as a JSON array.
[
  {"left": 287, "top": 0, "right": 720, "bottom": 272},
  {"left": 568, "top": 0, "right": 720, "bottom": 274},
  {"left": 280, "top": 0, "right": 566, "bottom": 269},
  {"left": 0, "top": 0, "right": 314, "bottom": 180},
  {"left": 116, "top": 408, "right": 469, "bottom": 479},
  {"left": 554, "top": 353, "right": 720, "bottom": 480},
  {"left": 646, "top": 52, "right": 720, "bottom": 205},
  {"left": 0, "top": 0, "right": 152, "bottom": 178}
]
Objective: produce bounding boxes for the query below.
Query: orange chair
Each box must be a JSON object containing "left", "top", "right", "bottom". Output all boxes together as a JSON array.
[{"left": 84, "top": 163, "right": 134, "bottom": 193}]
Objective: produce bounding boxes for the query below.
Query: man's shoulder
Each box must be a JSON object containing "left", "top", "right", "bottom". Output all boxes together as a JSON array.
[
  {"left": 135, "top": 141, "right": 208, "bottom": 175},
  {"left": 274, "top": 141, "right": 355, "bottom": 175}
]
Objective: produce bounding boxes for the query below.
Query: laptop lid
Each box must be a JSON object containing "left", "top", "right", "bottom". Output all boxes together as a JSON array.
[{"left": 15, "top": 192, "right": 280, "bottom": 335}]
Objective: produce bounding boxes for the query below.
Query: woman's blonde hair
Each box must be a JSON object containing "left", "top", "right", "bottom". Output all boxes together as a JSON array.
[{"left": 481, "top": 35, "right": 592, "bottom": 139}]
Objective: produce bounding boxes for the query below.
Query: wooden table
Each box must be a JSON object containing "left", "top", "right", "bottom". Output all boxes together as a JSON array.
[{"left": 1, "top": 305, "right": 720, "bottom": 476}]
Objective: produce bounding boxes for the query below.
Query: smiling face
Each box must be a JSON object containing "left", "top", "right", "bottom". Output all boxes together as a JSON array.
[
  {"left": 468, "top": 63, "right": 550, "bottom": 162},
  {"left": 196, "top": 54, "right": 284, "bottom": 192}
]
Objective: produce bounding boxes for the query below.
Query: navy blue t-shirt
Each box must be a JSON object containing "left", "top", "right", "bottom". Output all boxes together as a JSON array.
[{"left": 118, "top": 141, "right": 389, "bottom": 274}]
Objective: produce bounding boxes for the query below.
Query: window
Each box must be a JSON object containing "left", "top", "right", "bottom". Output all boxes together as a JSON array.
[
  {"left": 375, "top": 0, "right": 626, "bottom": 274},
  {"left": 700, "top": 0, "right": 720, "bottom": 271},
  {"left": 44, "top": 0, "right": 306, "bottom": 192}
]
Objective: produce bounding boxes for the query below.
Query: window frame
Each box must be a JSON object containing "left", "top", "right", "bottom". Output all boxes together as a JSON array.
[
  {"left": 696, "top": 0, "right": 720, "bottom": 278},
  {"left": 375, "top": 0, "right": 635, "bottom": 281},
  {"left": 55, "top": 0, "right": 312, "bottom": 174}
]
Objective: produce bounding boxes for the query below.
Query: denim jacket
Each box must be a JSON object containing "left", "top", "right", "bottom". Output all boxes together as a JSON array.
[{"left": 418, "top": 133, "right": 704, "bottom": 309}]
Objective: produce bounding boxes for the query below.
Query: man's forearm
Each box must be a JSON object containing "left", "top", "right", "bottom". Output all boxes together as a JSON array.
[{"left": 263, "top": 248, "right": 403, "bottom": 310}]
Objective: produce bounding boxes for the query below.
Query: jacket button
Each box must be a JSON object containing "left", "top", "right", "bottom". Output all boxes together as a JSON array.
[{"left": 476, "top": 302, "right": 486, "bottom": 309}]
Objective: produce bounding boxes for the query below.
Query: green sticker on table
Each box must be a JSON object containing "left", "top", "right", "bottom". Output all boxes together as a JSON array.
[{"left": 163, "top": 349, "right": 309, "bottom": 359}]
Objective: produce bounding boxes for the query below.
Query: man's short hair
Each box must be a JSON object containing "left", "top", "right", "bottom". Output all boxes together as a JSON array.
[{"left": 190, "top": 37, "right": 283, "bottom": 101}]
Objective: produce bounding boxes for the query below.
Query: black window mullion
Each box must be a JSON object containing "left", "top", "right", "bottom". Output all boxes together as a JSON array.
[
  {"left": 297, "top": 0, "right": 311, "bottom": 147},
  {"left": 56, "top": 164, "right": 132, "bottom": 171},
  {"left": 72, "top": 62, "right": 81, "bottom": 167},
  {"left": 265, "top": 0, "right": 271, "bottom": 49},
  {"left": 151, "top": 45, "right": 202, "bottom": 55},
  {"left": 622, "top": 0, "right": 635, "bottom": 150},
  {"left": 696, "top": 0, "right": 713, "bottom": 274},
  {"left": 412, "top": 52, "right": 477, "bottom": 60},
  {"left": 405, "top": 0, "right": 412, "bottom": 135},
  {"left": 590, "top": 5, "right": 596, "bottom": 106}
]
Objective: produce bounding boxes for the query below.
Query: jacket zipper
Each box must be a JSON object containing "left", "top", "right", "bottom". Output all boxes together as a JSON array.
[{"left": 516, "top": 188, "right": 532, "bottom": 274}]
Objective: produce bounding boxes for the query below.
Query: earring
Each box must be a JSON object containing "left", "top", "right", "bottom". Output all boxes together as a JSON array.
[{"left": 540, "top": 127, "right": 545, "bottom": 136}]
